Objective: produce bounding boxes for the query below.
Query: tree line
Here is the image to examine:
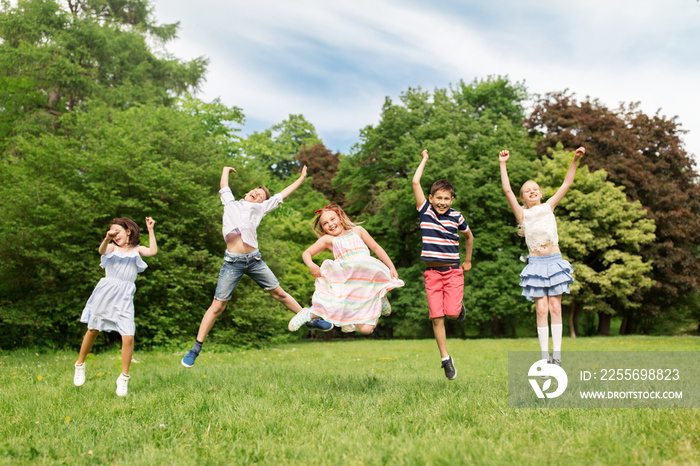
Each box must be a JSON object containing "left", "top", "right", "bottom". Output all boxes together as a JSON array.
[{"left": 1, "top": 0, "right": 698, "bottom": 349}]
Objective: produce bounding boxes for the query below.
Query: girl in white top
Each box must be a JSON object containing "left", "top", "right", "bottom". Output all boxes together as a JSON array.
[
  {"left": 74, "top": 217, "right": 158, "bottom": 396},
  {"left": 499, "top": 147, "right": 585, "bottom": 366}
]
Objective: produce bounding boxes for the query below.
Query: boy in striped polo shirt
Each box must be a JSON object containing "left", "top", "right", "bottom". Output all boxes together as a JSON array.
[{"left": 412, "top": 149, "right": 474, "bottom": 380}]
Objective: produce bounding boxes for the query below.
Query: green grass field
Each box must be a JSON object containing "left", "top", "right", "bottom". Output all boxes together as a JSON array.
[{"left": 2, "top": 336, "right": 699, "bottom": 465}]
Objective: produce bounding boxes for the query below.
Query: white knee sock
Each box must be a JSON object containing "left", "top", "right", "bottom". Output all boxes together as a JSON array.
[
  {"left": 551, "top": 324, "right": 563, "bottom": 360},
  {"left": 537, "top": 326, "right": 549, "bottom": 360}
]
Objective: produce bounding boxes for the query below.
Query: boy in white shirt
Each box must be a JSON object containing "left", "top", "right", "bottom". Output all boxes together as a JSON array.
[{"left": 182, "top": 166, "right": 330, "bottom": 367}]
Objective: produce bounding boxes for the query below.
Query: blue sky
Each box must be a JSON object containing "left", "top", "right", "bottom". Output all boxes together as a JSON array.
[{"left": 152, "top": 0, "right": 700, "bottom": 163}]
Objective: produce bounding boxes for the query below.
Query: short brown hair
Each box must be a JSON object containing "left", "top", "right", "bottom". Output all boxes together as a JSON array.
[
  {"left": 110, "top": 217, "right": 140, "bottom": 247},
  {"left": 430, "top": 180, "right": 455, "bottom": 198}
]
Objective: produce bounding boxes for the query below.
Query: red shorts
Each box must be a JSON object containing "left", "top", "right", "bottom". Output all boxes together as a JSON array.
[{"left": 424, "top": 267, "right": 464, "bottom": 319}]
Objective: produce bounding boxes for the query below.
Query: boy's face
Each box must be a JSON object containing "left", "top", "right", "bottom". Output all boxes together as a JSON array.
[
  {"left": 428, "top": 189, "right": 454, "bottom": 215},
  {"left": 244, "top": 188, "right": 267, "bottom": 204}
]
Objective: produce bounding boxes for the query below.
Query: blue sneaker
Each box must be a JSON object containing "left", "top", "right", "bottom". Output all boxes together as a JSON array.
[
  {"left": 181, "top": 349, "right": 200, "bottom": 368},
  {"left": 306, "top": 319, "right": 334, "bottom": 332}
]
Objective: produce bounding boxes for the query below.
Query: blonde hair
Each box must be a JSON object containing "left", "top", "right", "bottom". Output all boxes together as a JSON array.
[{"left": 312, "top": 204, "right": 358, "bottom": 238}]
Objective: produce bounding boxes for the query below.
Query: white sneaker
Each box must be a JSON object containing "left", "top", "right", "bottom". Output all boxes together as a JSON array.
[
  {"left": 288, "top": 308, "right": 312, "bottom": 331},
  {"left": 116, "top": 373, "right": 130, "bottom": 397},
  {"left": 74, "top": 362, "right": 85, "bottom": 386}
]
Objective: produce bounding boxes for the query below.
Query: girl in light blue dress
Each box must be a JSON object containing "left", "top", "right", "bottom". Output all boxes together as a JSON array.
[{"left": 73, "top": 217, "right": 158, "bottom": 396}]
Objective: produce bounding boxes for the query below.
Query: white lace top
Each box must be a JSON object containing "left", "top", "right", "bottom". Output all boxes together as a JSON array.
[{"left": 522, "top": 203, "right": 558, "bottom": 252}]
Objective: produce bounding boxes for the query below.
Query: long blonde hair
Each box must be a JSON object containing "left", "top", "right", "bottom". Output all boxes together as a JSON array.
[{"left": 312, "top": 203, "right": 358, "bottom": 238}]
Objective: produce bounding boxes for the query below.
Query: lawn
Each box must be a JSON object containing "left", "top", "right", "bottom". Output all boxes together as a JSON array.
[{"left": 1, "top": 336, "right": 698, "bottom": 465}]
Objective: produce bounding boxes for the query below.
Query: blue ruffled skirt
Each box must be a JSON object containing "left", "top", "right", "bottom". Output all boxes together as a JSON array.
[{"left": 519, "top": 253, "right": 574, "bottom": 302}]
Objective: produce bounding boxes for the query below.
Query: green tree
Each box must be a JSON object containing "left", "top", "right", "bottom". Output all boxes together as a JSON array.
[
  {"left": 241, "top": 114, "right": 322, "bottom": 179},
  {"left": 0, "top": 98, "right": 314, "bottom": 348},
  {"left": 0, "top": 0, "right": 206, "bottom": 147},
  {"left": 537, "top": 149, "right": 656, "bottom": 336},
  {"left": 336, "top": 77, "right": 537, "bottom": 337}
]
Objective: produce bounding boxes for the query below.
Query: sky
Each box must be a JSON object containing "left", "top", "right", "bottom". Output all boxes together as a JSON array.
[{"left": 152, "top": 0, "right": 700, "bottom": 163}]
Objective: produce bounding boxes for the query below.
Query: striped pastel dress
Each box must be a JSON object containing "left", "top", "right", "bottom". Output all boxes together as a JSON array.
[{"left": 310, "top": 231, "right": 404, "bottom": 329}]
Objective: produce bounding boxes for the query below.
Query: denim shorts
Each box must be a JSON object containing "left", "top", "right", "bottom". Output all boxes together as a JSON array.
[{"left": 214, "top": 250, "right": 280, "bottom": 301}]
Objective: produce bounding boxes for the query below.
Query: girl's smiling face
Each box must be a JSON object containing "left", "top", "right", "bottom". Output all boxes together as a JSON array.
[
  {"left": 110, "top": 224, "right": 130, "bottom": 247},
  {"left": 320, "top": 211, "right": 344, "bottom": 236},
  {"left": 520, "top": 181, "right": 543, "bottom": 207}
]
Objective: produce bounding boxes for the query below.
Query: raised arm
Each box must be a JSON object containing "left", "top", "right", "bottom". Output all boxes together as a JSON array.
[
  {"left": 356, "top": 227, "right": 399, "bottom": 279},
  {"left": 280, "top": 166, "right": 308, "bottom": 199},
  {"left": 412, "top": 150, "right": 429, "bottom": 208},
  {"left": 98, "top": 229, "right": 117, "bottom": 255},
  {"left": 139, "top": 217, "right": 158, "bottom": 257},
  {"left": 461, "top": 229, "right": 474, "bottom": 272},
  {"left": 220, "top": 166, "right": 237, "bottom": 189},
  {"left": 302, "top": 235, "right": 332, "bottom": 278},
  {"left": 547, "top": 147, "right": 585, "bottom": 210},
  {"left": 499, "top": 150, "right": 524, "bottom": 224}
]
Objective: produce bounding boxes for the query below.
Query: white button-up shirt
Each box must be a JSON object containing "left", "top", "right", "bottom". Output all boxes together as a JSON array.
[{"left": 220, "top": 187, "right": 283, "bottom": 249}]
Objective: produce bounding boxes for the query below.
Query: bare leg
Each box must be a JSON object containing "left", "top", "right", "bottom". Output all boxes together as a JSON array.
[
  {"left": 268, "top": 286, "right": 302, "bottom": 313},
  {"left": 196, "top": 299, "right": 228, "bottom": 342},
  {"left": 432, "top": 317, "right": 448, "bottom": 359},
  {"left": 356, "top": 324, "right": 376, "bottom": 335},
  {"left": 121, "top": 335, "right": 134, "bottom": 375},
  {"left": 535, "top": 296, "right": 549, "bottom": 327},
  {"left": 77, "top": 329, "right": 100, "bottom": 364},
  {"left": 548, "top": 295, "right": 562, "bottom": 325}
]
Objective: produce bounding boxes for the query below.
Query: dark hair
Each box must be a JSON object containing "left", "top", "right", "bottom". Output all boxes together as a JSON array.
[
  {"left": 430, "top": 180, "right": 455, "bottom": 198},
  {"left": 110, "top": 217, "right": 140, "bottom": 247},
  {"left": 256, "top": 186, "right": 271, "bottom": 200}
]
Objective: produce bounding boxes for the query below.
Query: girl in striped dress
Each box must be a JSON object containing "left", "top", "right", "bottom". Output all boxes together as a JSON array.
[{"left": 288, "top": 204, "right": 404, "bottom": 333}]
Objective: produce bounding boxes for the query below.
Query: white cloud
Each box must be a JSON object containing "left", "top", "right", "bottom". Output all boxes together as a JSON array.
[{"left": 153, "top": 0, "right": 700, "bottom": 162}]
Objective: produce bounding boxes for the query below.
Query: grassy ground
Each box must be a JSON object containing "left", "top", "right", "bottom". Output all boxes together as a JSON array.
[{"left": 1, "top": 336, "right": 698, "bottom": 465}]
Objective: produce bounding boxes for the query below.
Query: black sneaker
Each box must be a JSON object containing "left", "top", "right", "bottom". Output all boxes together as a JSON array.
[
  {"left": 441, "top": 356, "right": 457, "bottom": 380},
  {"left": 457, "top": 303, "right": 466, "bottom": 322}
]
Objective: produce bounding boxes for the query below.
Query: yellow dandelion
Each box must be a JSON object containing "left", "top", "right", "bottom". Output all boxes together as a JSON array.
[
  {"left": 37, "top": 375, "right": 42, "bottom": 380},
  {"left": 202, "top": 374, "right": 207, "bottom": 378},
  {"left": 65, "top": 417, "right": 70, "bottom": 422}
]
